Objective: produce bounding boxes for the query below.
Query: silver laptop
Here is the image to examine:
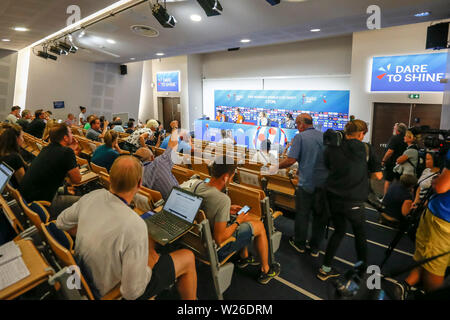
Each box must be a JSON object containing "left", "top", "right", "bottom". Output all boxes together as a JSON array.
[
  {"left": 142, "top": 187, "right": 203, "bottom": 245},
  {"left": 0, "top": 162, "right": 14, "bottom": 193}
]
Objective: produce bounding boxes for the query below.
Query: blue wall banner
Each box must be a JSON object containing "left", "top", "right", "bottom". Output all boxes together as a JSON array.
[
  {"left": 370, "top": 53, "right": 447, "bottom": 92},
  {"left": 156, "top": 71, "right": 180, "bottom": 92}
]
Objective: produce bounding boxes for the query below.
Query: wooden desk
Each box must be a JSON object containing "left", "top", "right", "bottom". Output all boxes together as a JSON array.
[
  {"left": 0, "top": 239, "right": 54, "bottom": 300},
  {"left": 71, "top": 171, "right": 99, "bottom": 187}
]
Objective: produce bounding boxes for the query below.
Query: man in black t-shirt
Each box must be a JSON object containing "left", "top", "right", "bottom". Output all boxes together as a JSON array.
[
  {"left": 19, "top": 123, "right": 82, "bottom": 219},
  {"left": 381, "top": 123, "right": 407, "bottom": 195},
  {"left": 27, "top": 109, "right": 47, "bottom": 138},
  {"left": 317, "top": 119, "right": 382, "bottom": 281},
  {"left": 381, "top": 174, "right": 417, "bottom": 223}
]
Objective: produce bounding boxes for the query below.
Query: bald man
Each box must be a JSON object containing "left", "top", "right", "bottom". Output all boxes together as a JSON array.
[
  {"left": 276, "top": 113, "right": 328, "bottom": 257},
  {"left": 56, "top": 155, "right": 197, "bottom": 300}
]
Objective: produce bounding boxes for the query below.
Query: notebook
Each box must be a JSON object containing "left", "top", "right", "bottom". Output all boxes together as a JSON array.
[
  {"left": 142, "top": 187, "right": 203, "bottom": 245},
  {"left": 0, "top": 241, "right": 30, "bottom": 291}
]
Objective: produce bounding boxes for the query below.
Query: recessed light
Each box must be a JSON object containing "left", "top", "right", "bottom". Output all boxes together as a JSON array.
[
  {"left": 240, "top": 39, "right": 251, "bottom": 43},
  {"left": 13, "top": 27, "right": 28, "bottom": 32},
  {"left": 106, "top": 39, "right": 116, "bottom": 44},
  {"left": 310, "top": 28, "right": 321, "bottom": 32},
  {"left": 130, "top": 58, "right": 136, "bottom": 60},
  {"left": 156, "top": 53, "right": 165, "bottom": 56},
  {"left": 190, "top": 14, "right": 202, "bottom": 22},
  {"left": 1, "top": 39, "right": 11, "bottom": 42},
  {"left": 414, "top": 12, "right": 430, "bottom": 17}
]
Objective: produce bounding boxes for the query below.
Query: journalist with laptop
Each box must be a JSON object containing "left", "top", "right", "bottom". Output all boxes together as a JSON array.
[{"left": 56, "top": 155, "right": 197, "bottom": 300}]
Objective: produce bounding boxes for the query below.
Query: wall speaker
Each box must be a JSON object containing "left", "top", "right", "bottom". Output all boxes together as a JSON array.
[
  {"left": 120, "top": 65, "right": 127, "bottom": 75},
  {"left": 426, "top": 22, "right": 449, "bottom": 50}
]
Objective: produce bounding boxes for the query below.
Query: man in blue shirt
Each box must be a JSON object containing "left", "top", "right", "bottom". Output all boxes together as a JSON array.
[
  {"left": 275, "top": 114, "right": 328, "bottom": 256},
  {"left": 401, "top": 150, "right": 450, "bottom": 298}
]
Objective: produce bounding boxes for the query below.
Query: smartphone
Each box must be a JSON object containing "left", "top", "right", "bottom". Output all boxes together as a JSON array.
[{"left": 237, "top": 205, "right": 251, "bottom": 215}]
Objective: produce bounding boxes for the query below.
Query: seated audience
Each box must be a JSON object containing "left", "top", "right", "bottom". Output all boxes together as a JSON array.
[
  {"left": 42, "top": 119, "right": 56, "bottom": 142},
  {"left": 65, "top": 113, "right": 76, "bottom": 126},
  {"left": 17, "top": 109, "right": 32, "bottom": 132},
  {"left": 56, "top": 156, "right": 197, "bottom": 300},
  {"left": 0, "top": 124, "right": 28, "bottom": 188},
  {"left": 27, "top": 109, "right": 46, "bottom": 138},
  {"left": 218, "top": 129, "right": 235, "bottom": 145},
  {"left": 126, "top": 119, "right": 158, "bottom": 149},
  {"left": 139, "top": 133, "right": 180, "bottom": 200},
  {"left": 5, "top": 106, "right": 20, "bottom": 124},
  {"left": 45, "top": 111, "right": 53, "bottom": 120},
  {"left": 178, "top": 131, "right": 192, "bottom": 154},
  {"left": 381, "top": 174, "right": 418, "bottom": 224},
  {"left": 400, "top": 150, "right": 450, "bottom": 298},
  {"left": 86, "top": 117, "right": 108, "bottom": 142},
  {"left": 125, "top": 121, "right": 135, "bottom": 134},
  {"left": 188, "top": 155, "right": 280, "bottom": 284},
  {"left": 19, "top": 123, "right": 81, "bottom": 219},
  {"left": 413, "top": 152, "right": 441, "bottom": 206},
  {"left": 91, "top": 130, "right": 126, "bottom": 172},
  {"left": 83, "top": 115, "right": 96, "bottom": 130},
  {"left": 112, "top": 119, "right": 125, "bottom": 133}
]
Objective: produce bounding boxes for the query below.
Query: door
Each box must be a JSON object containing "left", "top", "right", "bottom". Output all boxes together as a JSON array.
[
  {"left": 161, "top": 97, "right": 181, "bottom": 130},
  {"left": 371, "top": 103, "right": 442, "bottom": 160}
]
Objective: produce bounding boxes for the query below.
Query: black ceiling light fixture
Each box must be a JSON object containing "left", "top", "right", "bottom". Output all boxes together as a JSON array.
[
  {"left": 266, "top": 0, "right": 281, "bottom": 5},
  {"left": 37, "top": 45, "right": 57, "bottom": 61},
  {"left": 196, "top": 0, "right": 222, "bottom": 16},
  {"left": 151, "top": 1, "right": 177, "bottom": 28}
]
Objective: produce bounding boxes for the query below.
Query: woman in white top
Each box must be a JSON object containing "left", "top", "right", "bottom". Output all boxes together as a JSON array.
[
  {"left": 257, "top": 112, "right": 269, "bottom": 127},
  {"left": 78, "top": 106, "right": 87, "bottom": 126},
  {"left": 218, "top": 129, "right": 236, "bottom": 145},
  {"left": 412, "top": 152, "right": 440, "bottom": 206},
  {"left": 126, "top": 119, "right": 159, "bottom": 148}
]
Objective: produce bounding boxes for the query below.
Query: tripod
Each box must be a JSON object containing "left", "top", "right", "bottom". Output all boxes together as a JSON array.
[{"left": 380, "top": 182, "right": 435, "bottom": 269}]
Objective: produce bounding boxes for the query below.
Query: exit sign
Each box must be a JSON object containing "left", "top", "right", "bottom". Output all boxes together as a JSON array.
[{"left": 408, "top": 94, "right": 420, "bottom": 99}]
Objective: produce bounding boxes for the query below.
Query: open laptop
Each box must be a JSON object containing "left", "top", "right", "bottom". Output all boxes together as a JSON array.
[
  {"left": 141, "top": 187, "right": 203, "bottom": 245},
  {"left": 0, "top": 162, "right": 14, "bottom": 193}
]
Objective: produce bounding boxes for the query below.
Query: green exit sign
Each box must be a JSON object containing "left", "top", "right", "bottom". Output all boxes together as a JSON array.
[{"left": 408, "top": 94, "right": 420, "bottom": 99}]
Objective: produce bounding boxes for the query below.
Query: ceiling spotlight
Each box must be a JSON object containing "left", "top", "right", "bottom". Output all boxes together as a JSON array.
[
  {"left": 240, "top": 39, "right": 251, "bottom": 43},
  {"left": 49, "top": 45, "right": 63, "bottom": 55},
  {"left": 265, "top": 0, "right": 281, "bottom": 5},
  {"left": 130, "top": 58, "right": 136, "bottom": 60},
  {"left": 310, "top": 28, "right": 321, "bottom": 32},
  {"left": 156, "top": 52, "right": 165, "bottom": 56},
  {"left": 190, "top": 14, "right": 202, "bottom": 22},
  {"left": 414, "top": 12, "right": 430, "bottom": 17},
  {"left": 151, "top": 2, "right": 176, "bottom": 28},
  {"left": 1, "top": 39, "right": 10, "bottom": 42},
  {"left": 13, "top": 27, "right": 28, "bottom": 32},
  {"left": 196, "top": 0, "right": 222, "bottom": 17},
  {"left": 78, "top": 29, "right": 86, "bottom": 38},
  {"left": 106, "top": 39, "right": 116, "bottom": 44},
  {"left": 37, "top": 50, "right": 57, "bottom": 61}
]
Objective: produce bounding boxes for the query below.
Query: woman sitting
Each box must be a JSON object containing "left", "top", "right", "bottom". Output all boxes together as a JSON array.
[
  {"left": 91, "top": 130, "right": 127, "bottom": 172},
  {"left": 0, "top": 124, "right": 28, "bottom": 188}
]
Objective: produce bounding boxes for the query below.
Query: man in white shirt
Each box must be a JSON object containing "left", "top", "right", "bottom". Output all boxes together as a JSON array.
[
  {"left": 78, "top": 106, "right": 87, "bottom": 126},
  {"left": 5, "top": 106, "right": 20, "bottom": 124},
  {"left": 56, "top": 155, "right": 197, "bottom": 300}
]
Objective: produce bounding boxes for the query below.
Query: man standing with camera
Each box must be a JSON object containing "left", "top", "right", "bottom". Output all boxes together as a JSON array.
[
  {"left": 317, "top": 119, "right": 382, "bottom": 280},
  {"left": 275, "top": 113, "right": 328, "bottom": 257}
]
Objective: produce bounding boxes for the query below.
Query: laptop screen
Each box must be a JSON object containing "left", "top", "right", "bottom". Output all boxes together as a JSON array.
[
  {"left": 163, "top": 188, "right": 203, "bottom": 223},
  {"left": 0, "top": 163, "right": 14, "bottom": 193}
]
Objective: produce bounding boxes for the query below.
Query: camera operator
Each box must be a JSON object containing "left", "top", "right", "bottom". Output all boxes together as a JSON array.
[
  {"left": 381, "top": 123, "right": 407, "bottom": 196},
  {"left": 400, "top": 150, "right": 450, "bottom": 298},
  {"left": 317, "top": 119, "right": 382, "bottom": 281}
]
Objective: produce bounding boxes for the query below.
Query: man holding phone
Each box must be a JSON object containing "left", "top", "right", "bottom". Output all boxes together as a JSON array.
[{"left": 188, "top": 155, "right": 280, "bottom": 284}]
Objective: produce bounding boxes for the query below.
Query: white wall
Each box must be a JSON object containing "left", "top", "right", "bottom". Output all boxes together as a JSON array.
[
  {"left": 350, "top": 21, "right": 448, "bottom": 136},
  {"left": 201, "top": 35, "right": 353, "bottom": 119},
  {"left": 25, "top": 54, "right": 143, "bottom": 121},
  {"left": 187, "top": 54, "right": 203, "bottom": 129},
  {"left": 138, "top": 60, "right": 154, "bottom": 123},
  {"left": 151, "top": 56, "right": 189, "bottom": 128},
  {"left": 0, "top": 50, "right": 18, "bottom": 121}
]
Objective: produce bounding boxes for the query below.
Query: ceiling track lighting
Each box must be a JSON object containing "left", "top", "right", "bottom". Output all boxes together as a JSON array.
[
  {"left": 151, "top": 1, "right": 177, "bottom": 28},
  {"left": 36, "top": 45, "right": 57, "bottom": 61},
  {"left": 196, "top": 0, "right": 223, "bottom": 16}
]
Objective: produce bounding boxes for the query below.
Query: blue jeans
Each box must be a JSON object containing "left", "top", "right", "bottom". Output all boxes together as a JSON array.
[
  {"left": 218, "top": 222, "right": 254, "bottom": 261},
  {"left": 294, "top": 186, "right": 327, "bottom": 251}
]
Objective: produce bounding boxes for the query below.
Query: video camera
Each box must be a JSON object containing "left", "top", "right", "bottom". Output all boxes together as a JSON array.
[{"left": 409, "top": 126, "right": 449, "bottom": 161}]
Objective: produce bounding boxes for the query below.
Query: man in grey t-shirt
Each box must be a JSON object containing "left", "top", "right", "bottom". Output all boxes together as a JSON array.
[
  {"left": 86, "top": 117, "right": 108, "bottom": 142},
  {"left": 188, "top": 155, "right": 280, "bottom": 284}
]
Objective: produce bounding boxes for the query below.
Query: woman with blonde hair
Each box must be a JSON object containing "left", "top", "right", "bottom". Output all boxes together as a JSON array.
[
  {"left": 42, "top": 119, "right": 56, "bottom": 141},
  {"left": 394, "top": 130, "right": 419, "bottom": 177}
]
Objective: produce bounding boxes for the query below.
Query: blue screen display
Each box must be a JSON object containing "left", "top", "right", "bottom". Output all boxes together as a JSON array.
[
  {"left": 53, "top": 101, "right": 65, "bottom": 109},
  {"left": 156, "top": 71, "right": 180, "bottom": 92}
]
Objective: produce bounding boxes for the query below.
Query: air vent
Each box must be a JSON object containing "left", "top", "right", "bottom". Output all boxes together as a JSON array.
[{"left": 130, "top": 25, "right": 159, "bottom": 37}]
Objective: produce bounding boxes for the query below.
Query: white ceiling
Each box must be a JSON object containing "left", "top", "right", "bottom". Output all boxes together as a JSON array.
[{"left": 1, "top": 0, "right": 449, "bottom": 63}]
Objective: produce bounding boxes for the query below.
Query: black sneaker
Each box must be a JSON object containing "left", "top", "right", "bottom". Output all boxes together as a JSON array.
[
  {"left": 289, "top": 237, "right": 306, "bottom": 253},
  {"left": 317, "top": 267, "right": 340, "bottom": 281},
  {"left": 309, "top": 248, "right": 320, "bottom": 258},
  {"left": 236, "top": 255, "right": 260, "bottom": 269},
  {"left": 257, "top": 262, "right": 281, "bottom": 285}
]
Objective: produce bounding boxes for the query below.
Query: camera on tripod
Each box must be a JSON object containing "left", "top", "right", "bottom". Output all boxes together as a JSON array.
[{"left": 409, "top": 126, "right": 449, "bottom": 162}]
